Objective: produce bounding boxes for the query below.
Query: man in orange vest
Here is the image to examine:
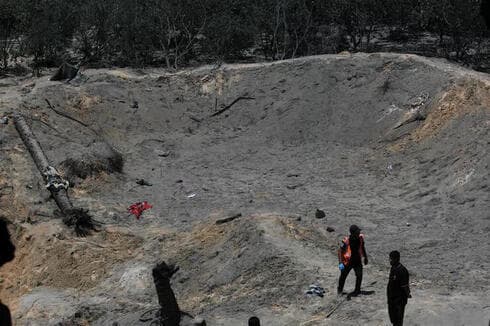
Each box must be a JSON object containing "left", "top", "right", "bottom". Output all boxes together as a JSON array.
[{"left": 337, "top": 224, "right": 368, "bottom": 296}]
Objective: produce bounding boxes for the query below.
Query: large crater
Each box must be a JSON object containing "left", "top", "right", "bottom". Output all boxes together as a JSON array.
[{"left": 0, "top": 53, "right": 489, "bottom": 325}]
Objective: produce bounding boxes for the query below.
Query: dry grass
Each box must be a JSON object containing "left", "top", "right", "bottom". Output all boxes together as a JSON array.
[
  {"left": 389, "top": 79, "right": 490, "bottom": 151},
  {"left": 73, "top": 93, "right": 101, "bottom": 112},
  {"left": 60, "top": 150, "right": 123, "bottom": 181},
  {"left": 279, "top": 218, "right": 312, "bottom": 241},
  {"left": 0, "top": 224, "right": 143, "bottom": 311},
  {"left": 188, "top": 223, "right": 228, "bottom": 247}
]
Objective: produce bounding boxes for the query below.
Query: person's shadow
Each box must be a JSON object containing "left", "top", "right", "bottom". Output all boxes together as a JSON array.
[
  {"left": 346, "top": 290, "right": 376, "bottom": 301},
  {"left": 0, "top": 217, "right": 15, "bottom": 326}
]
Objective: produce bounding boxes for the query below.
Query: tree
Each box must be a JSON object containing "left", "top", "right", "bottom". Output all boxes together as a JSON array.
[
  {"left": 256, "top": 0, "right": 314, "bottom": 60},
  {"left": 482, "top": 0, "right": 490, "bottom": 29},
  {"left": 333, "top": 0, "right": 384, "bottom": 51},
  {"left": 75, "top": 0, "right": 116, "bottom": 64},
  {"left": 148, "top": 0, "right": 207, "bottom": 68},
  {"left": 203, "top": 0, "right": 261, "bottom": 60},
  {"left": 0, "top": 0, "right": 21, "bottom": 70},
  {"left": 422, "top": 0, "right": 487, "bottom": 59},
  {"left": 110, "top": 0, "right": 156, "bottom": 65},
  {"left": 21, "top": 0, "right": 79, "bottom": 73}
]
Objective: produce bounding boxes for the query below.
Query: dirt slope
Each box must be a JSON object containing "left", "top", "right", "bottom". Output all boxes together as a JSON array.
[{"left": 0, "top": 53, "right": 489, "bottom": 325}]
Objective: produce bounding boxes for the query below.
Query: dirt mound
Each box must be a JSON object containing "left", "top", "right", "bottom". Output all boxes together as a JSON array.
[
  {"left": 59, "top": 141, "right": 124, "bottom": 183},
  {"left": 0, "top": 223, "right": 143, "bottom": 314},
  {"left": 168, "top": 215, "right": 334, "bottom": 313}
]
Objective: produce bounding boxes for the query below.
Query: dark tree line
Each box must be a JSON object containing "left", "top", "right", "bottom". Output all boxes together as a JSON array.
[{"left": 0, "top": 0, "right": 488, "bottom": 73}]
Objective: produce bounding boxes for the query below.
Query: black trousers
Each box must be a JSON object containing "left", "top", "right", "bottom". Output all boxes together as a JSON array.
[
  {"left": 337, "top": 264, "right": 362, "bottom": 293},
  {"left": 388, "top": 298, "right": 406, "bottom": 326}
]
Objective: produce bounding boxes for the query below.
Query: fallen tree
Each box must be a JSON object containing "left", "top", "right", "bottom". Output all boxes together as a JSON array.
[{"left": 13, "top": 114, "right": 99, "bottom": 236}]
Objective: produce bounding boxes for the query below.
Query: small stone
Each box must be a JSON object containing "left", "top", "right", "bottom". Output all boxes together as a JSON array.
[
  {"left": 315, "top": 209, "right": 326, "bottom": 219},
  {"left": 157, "top": 151, "right": 171, "bottom": 157},
  {"left": 55, "top": 233, "right": 65, "bottom": 240},
  {"left": 326, "top": 227, "right": 335, "bottom": 232},
  {"left": 192, "top": 317, "right": 206, "bottom": 326},
  {"left": 136, "top": 179, "right": 152, "bottom": 186}
]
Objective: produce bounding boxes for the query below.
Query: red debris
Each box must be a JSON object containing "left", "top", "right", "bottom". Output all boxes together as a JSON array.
[{"left": 128, "top": 201, "right": 153, "bottom": 219}]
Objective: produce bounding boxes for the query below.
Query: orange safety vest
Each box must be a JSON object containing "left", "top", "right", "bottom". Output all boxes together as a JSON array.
[{"left": 340, "top": 234, "right": 365, "bottom": 266}]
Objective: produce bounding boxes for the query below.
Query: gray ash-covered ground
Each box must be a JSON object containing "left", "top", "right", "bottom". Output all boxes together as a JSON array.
[{"left": 0, "top": 53, "right": 489, "bottom": 325}]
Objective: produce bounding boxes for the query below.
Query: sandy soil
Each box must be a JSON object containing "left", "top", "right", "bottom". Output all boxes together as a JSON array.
[{"left": 0, "top": 53, "right": 489, "bottom": 325}]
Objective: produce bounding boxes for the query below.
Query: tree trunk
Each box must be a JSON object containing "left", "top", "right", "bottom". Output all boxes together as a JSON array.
[
  {"left": 152, "top": 262, "right": 181, "bottom": 326},
  {"left": 13, "top": 114, "right": 72, "bottom": 209},
  {"left": 13, "top": 114, "right": 97, "bottom": 236}
]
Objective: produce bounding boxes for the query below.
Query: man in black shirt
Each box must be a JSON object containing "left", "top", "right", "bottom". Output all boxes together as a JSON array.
[
  {"left": 337, "top": 224, "right": 368, "bottom": 295},
  {"left": 0, "top": 217, "right": 15, "bottom": 326},
  {"left": 387, "top": 251, "right": 411, "bottom": 326}
]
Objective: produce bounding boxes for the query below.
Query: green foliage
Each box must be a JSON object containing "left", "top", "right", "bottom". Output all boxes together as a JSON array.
[
  {"left": 0, "top": 0, "right": 487, "bottom": 72},
  {"left": 204, "top": 0, "right": 261, "bottom": 59},
  {"left": 20, "top": 0, "right": 79, "bottom": 71},
  {"left": 147, "top": 0, "right": 207, "bottom": 68},
  {"left": 0, "top": 0, "right": 21, "bottom": 70},
  {"left": 75, "top": 0, "right": 116, "bottom": 64}
]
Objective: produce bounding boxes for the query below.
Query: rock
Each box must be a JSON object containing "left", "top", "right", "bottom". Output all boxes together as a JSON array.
[
  {"left": 20, "top": 82, "right": 35, "bottom": 94},
  {"left": 216, "top": 213, "right": 242, "bottom": 225},
  {"left": 191, "top": 316, "right": 206, "bottom": 326},
  {"left": 315, "top": 209, "right": 326, "bottom": 219},
  {"left": 50, "top": 62, "right": 79, "bottom": 81},
  {"left": 326, "top": 226, "right": 335, "bottom": 232},
  {"left": 118, "top": 265, "right": 152, "bottom": 297},
  {"left": 18, "top": 289, "right": 78, "bottom": 323},
  {"left": 136, "top": 179, "right": 152, "bottom": 186},
  {"left": 180, "top": 315, "right": 206, "bottom": 326}
]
